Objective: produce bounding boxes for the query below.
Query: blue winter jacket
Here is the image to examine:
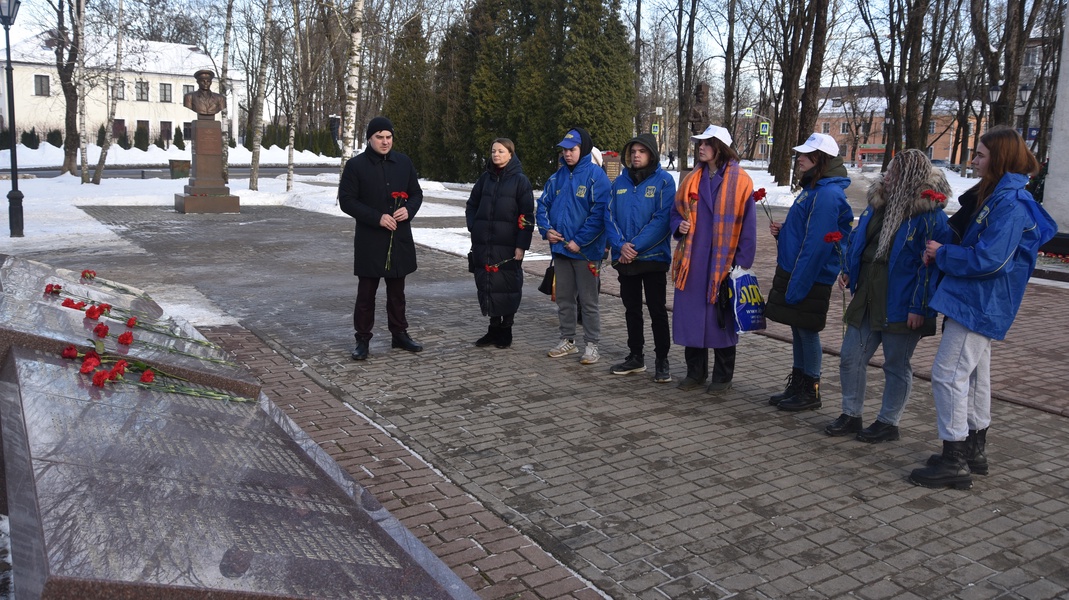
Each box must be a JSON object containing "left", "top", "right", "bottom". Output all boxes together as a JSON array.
[
  {"left": 845, "top": 205, "right": 952, "bottom": 323},
  {"left": 537, "top": 153, "right": 611, "bottom": 261},
  {"left": 930, "top": 173, "right": 1057, "bottom": 340},
  {"left": 776, "top": 176, "right": 853, "bottom": 304},
  {"left": 606, "top": 166, "right": 676, "bottom": 265}
]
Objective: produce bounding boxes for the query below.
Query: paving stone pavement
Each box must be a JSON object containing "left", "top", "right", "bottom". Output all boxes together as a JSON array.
[{"left": 9, "top": 198, "right": 1069, "bottom": 599}]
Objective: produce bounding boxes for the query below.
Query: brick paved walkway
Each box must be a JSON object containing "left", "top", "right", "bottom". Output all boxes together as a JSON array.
[{"left": 8, "top": 199, "right": 1068, "bottom": 599}]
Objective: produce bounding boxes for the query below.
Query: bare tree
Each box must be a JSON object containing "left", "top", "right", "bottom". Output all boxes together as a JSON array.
[
  {"left": 248, "top": 0, "right": 275, "bottom": 190},
  {"left": 90, "top": 0, "right": 122, "bottom": 184},
  {"left": 971, "top": 0, "right": 1047, "bottom": 126}
]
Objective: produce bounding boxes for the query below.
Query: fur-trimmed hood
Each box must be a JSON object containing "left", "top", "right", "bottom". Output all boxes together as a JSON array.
[{"left": 866, "top": 165, "right": 952, "bottom": 217}]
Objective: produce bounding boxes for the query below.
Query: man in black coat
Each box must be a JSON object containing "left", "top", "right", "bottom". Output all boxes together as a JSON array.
[{"left": 338, "top": 116, "right": 424, "bottom": 360}]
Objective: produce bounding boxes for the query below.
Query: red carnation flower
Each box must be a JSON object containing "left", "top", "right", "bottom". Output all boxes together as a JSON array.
[
  {"left": 752, "top": 188, "right": 767, "bottom": 201},
  {"left": 126, "top": 317, "right": 137, "bottom": 328},
  {"left": 80, "top": 355, "right": 101, "bottom": 373},
  {"left": 61, "top": 345, "right": 79, "bottom": 359},
  {"left": 98, "top": 303, "right": 111, "bottom": 314},
  {"left": 92, "top": 370, "right": 109, "bottom": 387},
  {"left": 93, "top": 323, "right": 109, "bottom": 338},
  {"left": 118, "top": 332, "right": 134, "bottom": 345},
  {"left": 45, "top": 283, "right": 62, "bottom": 294},
  {"left": 140, "top": 370, "right": 155, "bottom": 383},
  {"left": 85, "top": 305, "right": 103, "bottom": 320},
  {"left": 81, "top": 269, "right": 97, "bottom": 280},
  {"left": 824, "top": 231, "right": 844, "bottom": 244},
  {"left": 85, "top": 350, "right": 99, "bottom": 362}
]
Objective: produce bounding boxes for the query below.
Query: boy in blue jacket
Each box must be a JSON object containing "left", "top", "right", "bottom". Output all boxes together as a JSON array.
[
  {"left": 537, "top": 128, "right": 611, "bottom": 365},
  {"left": 606, "top": 133, "right": 676, "bottom": 382}
]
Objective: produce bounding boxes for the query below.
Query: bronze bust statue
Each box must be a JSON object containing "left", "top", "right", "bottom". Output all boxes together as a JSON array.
[{"left": 183, "top": 69, "right": 226, "bottom": 117}]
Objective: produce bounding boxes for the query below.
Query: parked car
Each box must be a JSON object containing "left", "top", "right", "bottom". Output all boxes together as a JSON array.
[{"left": 930, "top": 159, "right": 951, "bottom": 168}]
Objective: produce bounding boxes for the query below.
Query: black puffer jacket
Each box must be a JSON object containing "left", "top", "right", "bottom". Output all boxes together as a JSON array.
[
  {"left": 338, "top": 149, "right": 423, "bottom": 278},
  {"left": 465, "top": 155, "right": 535, "bottom": 317}
]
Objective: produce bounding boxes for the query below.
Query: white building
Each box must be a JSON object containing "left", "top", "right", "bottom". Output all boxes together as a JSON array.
[{"left": 0, "top": 32, "right": 246, "bottom": 146}]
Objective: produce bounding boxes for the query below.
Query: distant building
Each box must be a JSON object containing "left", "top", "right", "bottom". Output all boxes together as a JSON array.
[{"left": 0, "top": 31, "right": 246, "bottom": 147}]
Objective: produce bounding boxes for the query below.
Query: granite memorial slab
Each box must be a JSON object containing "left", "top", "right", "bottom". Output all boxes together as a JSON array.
[
  {"left": 0, "top": 346, "right": 476, "bottom": 599},
  {"left": 0, "top": 255, "right": 259, "bottom": 398}
]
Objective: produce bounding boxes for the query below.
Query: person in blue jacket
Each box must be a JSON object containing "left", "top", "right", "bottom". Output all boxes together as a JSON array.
[
  {"left": 764, "top": 133, "right": 853, "bottom": 411},
  {"left": 910, "top": 127, "right": 1056, "bottom": 490},
  {"left": 537, "top": 127, "right": 611, "bottom": 365},
  {"left": 824, "top": 150, "right": 952, "bottom": 442},
  {"left": 606, "top": 133, "right": 676, "bottom": 382}
]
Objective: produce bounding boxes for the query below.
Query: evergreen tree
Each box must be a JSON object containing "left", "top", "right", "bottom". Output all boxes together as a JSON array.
[
  {"left": 0, "top": 130, "right": 8, "bottom": 150},
  {"left": 556, "top": 0, "right": 635, "bottom": 157},
  {"left": 21, "top": 127, "right": 40, "bottom": 149},
  {"left": 173, "top": 127, "right": 185, "bottom": 150},
  {"left": 96, "top": 125, "right": 107, "bottom": 146},
  {"left": 383, "top": 16, "right": 432, "bottom": 172},
  {"left": 154, "top": 136, "right": 166, "bottom": 150},
  {"left": 46, "top": 129, "right": 63, "bottom": 148},
  {"left": 117, "top": 131, "right": 132, "bottom": 150},
  {"left": 133, "top": 125, "right": 149, "bottom": 151},
  {"left": 422, "top": 18, "right": 480, "bottom": 182}
]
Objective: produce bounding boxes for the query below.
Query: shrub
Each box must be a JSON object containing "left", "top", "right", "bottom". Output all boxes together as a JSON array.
[
  {"left": 173, "top": 127, "right": 185, "bottom": 150},
  {"left": 154, "top": 136, "right": 166, "bottom": 150},
  {"left": 96, "top": 125, "right": 107, "bottom": 146},
  {"left": 133, "top": 126, "right": 149, "bottom": 151},
  {"left": 46, "top": 129, "right": 62, "bottom": 147},
  {"left": 0, "top": 129, "right": 8, "bottom": 150},
  {"left": 20, "top": 127, "right": 40, "bottom": 149},
  {"left": 117, "top": 131, "right": 132, "bottom": 150}
]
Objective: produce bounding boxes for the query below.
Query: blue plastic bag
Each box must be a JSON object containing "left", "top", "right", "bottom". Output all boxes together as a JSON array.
[{"left": 730, "top": 266, "right": 766, "bottom": 334}]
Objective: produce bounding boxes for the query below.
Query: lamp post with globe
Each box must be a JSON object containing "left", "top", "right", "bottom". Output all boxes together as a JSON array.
[{"left": 0, "top": 0, "right": 22, "bottom": 237}]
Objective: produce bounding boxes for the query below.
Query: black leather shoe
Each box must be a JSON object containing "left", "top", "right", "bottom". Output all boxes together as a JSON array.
[
  {"left": 351, "top": 338, "right": 369, "bottom": 361},
  {"left": 824, "top": 414, "right": 862, "bottom": 436},
  {"left": 856, "top": 420, "right": 900, "bottom": 443},
  {"left": 391, "top": 331, "right": 423, "bottom": 352}
]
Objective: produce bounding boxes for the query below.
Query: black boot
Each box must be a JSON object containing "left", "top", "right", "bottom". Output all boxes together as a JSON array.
[
  {"left": 824, "top": 414, "right": 862, "bottom": 436},
  {"left": 769, "top": 368, "right": 804, "bottom": 406},
  {"left": 777, "top": 374, "right": 821, "bottom": 411},
  {"left": 910, "top": 440, "right": 973, "bottom": 489},
  {"left": 677, "top": 347, "right": 708, "bottom": 391},
  {"left": 475, "top": 325, "right": 497, "bottom": 347},
  {"left": 494, "top": 326, "right": 512, "bottom": 349},
  {"left": 391, "top": 331, "right": 423, "bottom": 352},
  {"left": 926, "top": 428, "right": 988, "bottom": 475},
  {"left": 351, "top": 338, "right": 369, "bottom": 361}
]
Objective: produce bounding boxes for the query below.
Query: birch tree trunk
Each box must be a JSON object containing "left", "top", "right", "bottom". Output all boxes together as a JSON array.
[
  {"left": 286, "top": 0, "right": 304, "bottom": 191},
  {"left": 77, "top": 0, "right": 88, "bottom": 183},
  {"left": 220, "top": 0, "right": 236, "bottom": 183},
  {"left": 248, "top": 0, "right": 274, "bottom": 191},
  {"left": 91, "top": 0, "right": 122, "bottom": 184},
  {"left": 340, "top": 0, "right": 366, "bottom": 171}
]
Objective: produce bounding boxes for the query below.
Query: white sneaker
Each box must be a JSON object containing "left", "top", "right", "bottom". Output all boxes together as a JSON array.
[
  {"left": 548, "top": 339, "right": 578, "bottom": 358},
  {"left": 579, "top": 343, "right": 600, "bottom": 364}
]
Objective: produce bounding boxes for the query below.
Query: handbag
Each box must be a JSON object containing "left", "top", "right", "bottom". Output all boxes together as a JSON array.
[
  {"left": 730, "top": 265, "right": 766, "bottom": 333},
  {"left": 538, "top": 261, "right": 555, "bottom": 299}
]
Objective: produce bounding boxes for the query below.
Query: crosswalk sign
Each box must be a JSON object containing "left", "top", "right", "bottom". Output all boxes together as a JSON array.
[
  {"left": 760, "top": 122, "right": 769, "bottom": 136},
  {"left": 652, "top": 124, "right": 659, "bottom": 134}
]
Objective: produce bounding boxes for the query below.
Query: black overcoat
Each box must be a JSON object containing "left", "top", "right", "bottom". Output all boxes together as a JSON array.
[
  {"left": 465, "top": 155, "right": 535, "bottom": 317},
  {"left": 338, "top": 149, "right": 423, "bottom": 278}
]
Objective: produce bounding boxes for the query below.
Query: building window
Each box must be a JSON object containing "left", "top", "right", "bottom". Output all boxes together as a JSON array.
[
  {"left": 34, "top": 75, "right": 50, "bottom": 96},
  {"left": 183, "top": 122, "right": 192, "bottom": 140},
  {"left": 136, "top": 81, "right": 149, "bottom": 101},
  {"left": 161, "top": 121, "right": 172, "bottom": 140},
  {"left": 821, "top": 122, "right": 830, "bottom": 134},
  {"left": 928, "top": 120, "right": 936, "bottom": 134},
  {"left": 159, "top": 83, "right": 172, "bottom": 103},
  {"left": 114, "top": 79, "right": 125, "bottom": 100},
  {"left": 113, "top": 119, "right": 126, "bottom": 138},
  {"left": 183, "top": 84, "right": 194, "bottom": 96},
  {"left": 1024, "top": 45, "right": 1041, "bottom": 67},
  {"left": 840, "top": 122, "right": 850, "bottom": 135}
]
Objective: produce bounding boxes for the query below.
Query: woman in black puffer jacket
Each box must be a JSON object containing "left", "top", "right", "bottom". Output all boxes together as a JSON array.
[{"left": 465, "top": 138, "right": 535, "bottom": 348}]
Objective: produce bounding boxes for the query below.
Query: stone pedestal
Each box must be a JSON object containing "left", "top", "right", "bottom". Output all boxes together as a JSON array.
[{"left": 175, "top": 116, "right": 240, "bottom": 214}]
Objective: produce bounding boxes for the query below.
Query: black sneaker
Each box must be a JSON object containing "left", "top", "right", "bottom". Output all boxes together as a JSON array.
[
  {"left": 653, "top": 358, "right": 671, "bottom": 383},
  {"left": 610, "top": 354, "right": 646, "bottom": 375}
]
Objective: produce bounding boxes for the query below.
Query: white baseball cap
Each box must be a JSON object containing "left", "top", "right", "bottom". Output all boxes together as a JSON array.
[
  {"left": 691, "top": 124, "right": 733, "bottom": 146},
  {"left": 793, "top": 132, "right": 839, "bottom": 156}
]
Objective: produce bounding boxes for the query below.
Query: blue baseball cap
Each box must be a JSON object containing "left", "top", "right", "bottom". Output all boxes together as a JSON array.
[{"left": 557, "top": 129, "right": 581, "bottom": 149}]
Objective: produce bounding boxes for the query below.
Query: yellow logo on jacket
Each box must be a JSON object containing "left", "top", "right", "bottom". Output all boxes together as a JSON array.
[
  {"left": 617, "top": 189, "right": 627, "bottom": 195},
  {"left": 576, "top": 185, "right": 587, "bottom": 198},
  {"left": 645, "top": 186, "right": 656, "bottom": 198},
  {"left": 976, "top": 205, "right": 990, "bottom": 223}
]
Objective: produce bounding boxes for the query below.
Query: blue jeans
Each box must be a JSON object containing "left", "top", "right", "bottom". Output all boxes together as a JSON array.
[
  {"left": 791, "top": 326, "right": 822, "bottom": 378},
  {"left": 838, "top": 316, "right": 923, "bottom": 426}
]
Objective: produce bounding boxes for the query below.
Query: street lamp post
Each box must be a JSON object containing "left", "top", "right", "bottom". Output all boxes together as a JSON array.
[{"left": 1, "top": 0, "right": 22, "bottom": 237}]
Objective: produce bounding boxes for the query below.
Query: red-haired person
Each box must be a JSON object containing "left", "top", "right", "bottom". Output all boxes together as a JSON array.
[{"left": 910, "top": 127, "right": 1056, "bottom": 490}]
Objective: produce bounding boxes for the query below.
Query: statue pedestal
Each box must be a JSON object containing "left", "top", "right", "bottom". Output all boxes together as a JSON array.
[{"left": 175, "top": 117, "right": 240, "bottom": 213}]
